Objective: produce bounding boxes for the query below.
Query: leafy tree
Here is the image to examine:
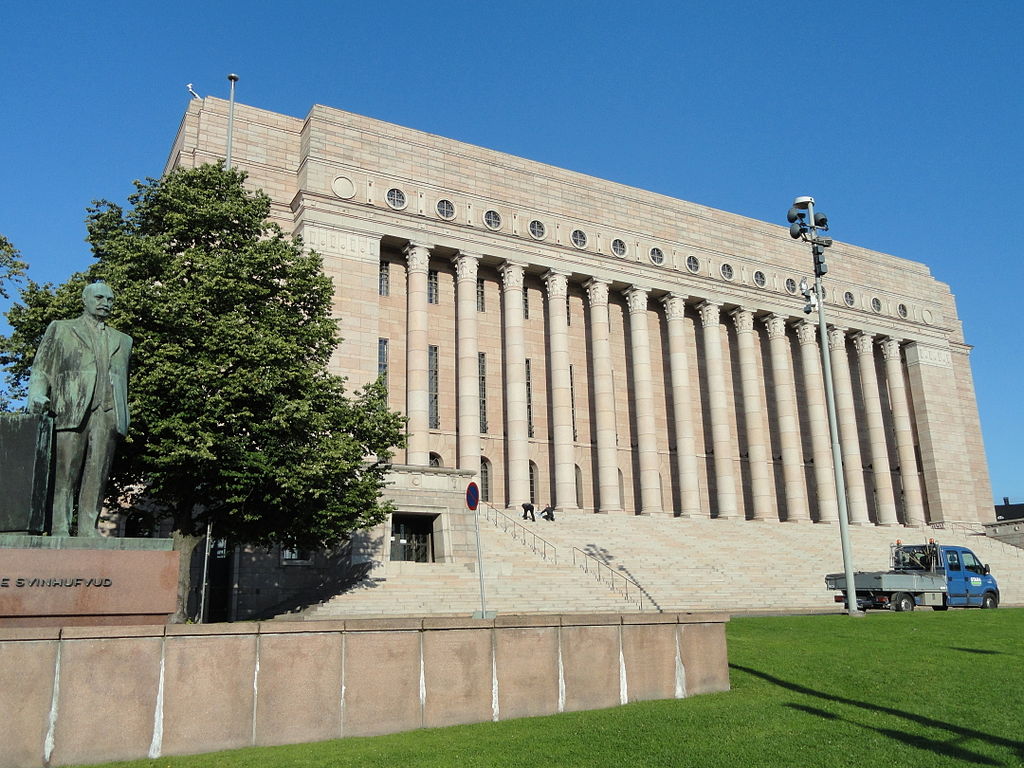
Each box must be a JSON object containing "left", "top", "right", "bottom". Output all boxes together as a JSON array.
[
  {"left": 0, "top": 164, "right": 406, "bottom": 620},
  {"left": 0, "top": 235, "right": 28, "bottom": 409}
]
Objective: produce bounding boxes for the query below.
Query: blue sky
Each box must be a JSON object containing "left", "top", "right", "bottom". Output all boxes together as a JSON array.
[{"left": 2, "top": 2, "right": 1021, "bottom": 503}]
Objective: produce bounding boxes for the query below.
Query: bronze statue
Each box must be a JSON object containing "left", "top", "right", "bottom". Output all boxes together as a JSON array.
[{"left": 27, "top": 282, "right": 132, "bottom": 537}]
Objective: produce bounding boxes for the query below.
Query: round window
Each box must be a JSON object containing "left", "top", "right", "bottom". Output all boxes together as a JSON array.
[
  {"left": 686, "top": 255, "right": 700, "bottom": 273},
  {"left": 611, "top": 238, "right": 627, "bottom": 257},
  {"left": 529, "top": 219, "right": 546, "bottom": 240},
  {"left": 720, "top": 263, "right": 734, "bottom": 280},
  {"left": 897, "top": 303, "right": 908, "bottom": 318},
  {"left": 753, "top": 270, "right": 766, "bottom": 287},
  {"left": 785, "top": 278, "right": 798, "bottom": 294},
  {"left": 649, "top": 247, "right": 665, "bottom": 265},
  {"left": 844, "top": 291, "right": 855, "bottom": 307},
  {"left": 871, "top": 297, "right": 882, "bottom": 313},
  {"left": 436, "top": 199, "right": 455, "bottom": 220},
  {"left": 571, "top": 229, "right": 588, "bottom": 249},
  {"left": 386, "top": 188, "right": 407, "bottom": 210},
  {"left": 483, "top": 210, "right": 502, "bottom": 230}
]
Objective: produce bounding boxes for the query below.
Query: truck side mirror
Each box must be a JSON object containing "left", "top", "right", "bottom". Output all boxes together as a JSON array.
[{"left": 984, "top": 564, "right": 990, "bottom": 575}]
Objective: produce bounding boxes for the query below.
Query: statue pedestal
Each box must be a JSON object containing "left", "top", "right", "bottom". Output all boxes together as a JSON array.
[{"left": 0, "top": 536, "right": 177, "bottom": 628}]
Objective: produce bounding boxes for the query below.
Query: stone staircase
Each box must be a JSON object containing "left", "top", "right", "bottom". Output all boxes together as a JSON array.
[
  {"left": 292, "top": 510, "right": 1024, "bottom": 620},
  {"left": 298, "top": 512, "right": 642, "bottom": 619},
  {"left": 528, "top": 514, "right": 1024, "bottom": 612}
]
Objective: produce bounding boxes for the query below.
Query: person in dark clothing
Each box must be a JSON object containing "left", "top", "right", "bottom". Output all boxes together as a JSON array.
[
  {"left": 541, "top": 504, "right": 555, "bottom": 521},
  {"left": 521, "top": 502, "right": 535, "bottom": 521}
]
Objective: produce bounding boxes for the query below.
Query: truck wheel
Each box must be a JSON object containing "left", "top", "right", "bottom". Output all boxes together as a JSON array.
[
  {"left": 892, "top": 593, "right": 915, "bottom": 612},
  {"left": 981, "top": 593, "right": 998, "bottom": 609}
]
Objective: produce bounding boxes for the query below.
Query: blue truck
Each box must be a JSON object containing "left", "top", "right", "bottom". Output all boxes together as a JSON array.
[{"left": 825, "top": 540, "right": 1000, "bottom": 612}]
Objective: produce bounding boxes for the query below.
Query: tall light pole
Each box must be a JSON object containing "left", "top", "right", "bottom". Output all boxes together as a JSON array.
[
  {"left": 787, "top": 197, "right": 861, "bottom": 616},
  {"left": 225, "top": 73, "right": 239, "bottom": 169}
]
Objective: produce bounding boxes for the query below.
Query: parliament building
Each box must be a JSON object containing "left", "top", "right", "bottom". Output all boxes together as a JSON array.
[{"left": 165, "top": 98, "right": 999, "bottom": 618}]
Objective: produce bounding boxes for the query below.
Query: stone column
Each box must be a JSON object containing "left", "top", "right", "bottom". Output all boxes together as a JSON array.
[
  {"left": 545, "top": 270, "right": 578, "bottom": 511},
  {"left": 697, "top": 301, "right": 738, "bottom": 519},
  {"left": 730, "top": 308, "right": 772, "bottom": 520},
  {"left": 404, "top": 242, "right": 430, "bottom": 465},
  {"left": 453, "top": 252, "right": 481, "bottom": 478},
  {"left": 764, "top": 314, "right": 810, "bottom": 522},
  {"left": 795, "top": 320, "right": 839, "bottom": 523},
  {"left": 881, "top": 337, "right": 926, "bottom": 526},
  {"left": 827, "top": 327, "right": 870, "bottom": 525},
  {"left": 585, "top": 278, "right": 622, "bottom": 513},
  {"left": 501, "top": 262, "right": 530, "bottom": 508},
  {"left": 854, "top": 332, "right": 899, "bottom": 526},
  {"left": 625, "top": 286, "right": 662, "bottom": 515},
  {"left": 661, "top": 294, "right": 702, "bottom": 518}
]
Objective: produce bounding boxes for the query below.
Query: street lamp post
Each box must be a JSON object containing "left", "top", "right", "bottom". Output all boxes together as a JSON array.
[
  {"left": 787, "top": 197, "right": 862, "bottom": 617},
  {"left": 225, "top": 73, "right": 239, "bottom": 169}
]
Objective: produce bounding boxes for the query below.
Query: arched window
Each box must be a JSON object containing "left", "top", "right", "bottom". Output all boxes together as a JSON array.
[
  {"left": 529, "top": 461, "right": 538, "bottom": 504},
  {"left": 480, "top": 457, "right": 492, "bottom": 502},
  {"left": 429, "top": 453, "right": 442, "bottom": 468}
]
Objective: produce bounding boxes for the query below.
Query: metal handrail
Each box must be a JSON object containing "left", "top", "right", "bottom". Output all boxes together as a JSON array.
[
  {"left": 480, "top": 503, "right": 558, "bottom": 563},
  {"left": 571, "top": 547, "right": 644, "bottom": 610},
  {"left": 930, "top": 521, "right": 1023, "bottom": 558}
]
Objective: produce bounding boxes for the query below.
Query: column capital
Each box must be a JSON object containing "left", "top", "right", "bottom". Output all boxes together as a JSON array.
[
  {"left": 762, "top": 313, "right": 789, "bottom": 340},
  {"left": 853, "top": 331, "right": 876, "bottom": 357},
  {"left": 404, "top": 242, "right": 431, "bottom": 272},
  {"left": 795, "top": 318, "right": 819, "bottom": 346},
  {"left": 624, "top": 286, "right": 650, "bottom": 315},
  {"left": 697, "top": 300, "right": 721, "bottom": 328},
  {"left": 660, "top": 293, "right": 688, "bottom": 320},
  {"left": 452, "top": 252, "right": 480, "bottom": 282},
  {"left": 880, "top": 336, "right": 902, "bottom": 360},
  {"left": 827, "top": 326, "right": 849, "bottom": 351},
  {"left": 584, "top": 277, "right": 609, "bottom": 307},
  {"left": 543, "top": 269, "right": 570, "bottom": 298},
  {"left": 729, "top": 307, "right": 755, "bottom": 334},
  {"left": 499, "top": 261, "right": 526, "bottom": 291}
]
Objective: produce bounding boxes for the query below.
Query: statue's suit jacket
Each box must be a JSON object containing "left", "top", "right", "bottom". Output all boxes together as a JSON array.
[{"left": 28, "top": 316, "right": 132, "bottom": 435}]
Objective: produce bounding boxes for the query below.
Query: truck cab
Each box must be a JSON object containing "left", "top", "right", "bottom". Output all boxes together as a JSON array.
[{"left": 935, "top": 545, "right": 998, "bottom": 608}]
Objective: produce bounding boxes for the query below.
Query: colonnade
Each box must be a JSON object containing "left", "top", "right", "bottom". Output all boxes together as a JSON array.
[{"left": 401, "top": 244, "right": 927, "bottom": 526}]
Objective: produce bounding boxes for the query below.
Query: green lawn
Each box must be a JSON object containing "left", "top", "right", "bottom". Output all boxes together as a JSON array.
[{"left": 90, "top": 609, "right": 1024, "bottom": 768}]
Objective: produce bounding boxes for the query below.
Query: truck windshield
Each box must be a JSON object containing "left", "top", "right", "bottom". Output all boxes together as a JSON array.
[{"left": 893, "top": 546, "right": 932, "bottom": 571}]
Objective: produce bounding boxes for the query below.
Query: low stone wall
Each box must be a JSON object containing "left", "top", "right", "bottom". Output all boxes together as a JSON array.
[{"left": 0, "top": 612, "right": 729, "bottom": 768}]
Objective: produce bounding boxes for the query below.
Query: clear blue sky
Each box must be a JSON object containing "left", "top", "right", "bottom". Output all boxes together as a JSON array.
[{"left": 2, "top": 2, "right": 1021, "bottom": 504}]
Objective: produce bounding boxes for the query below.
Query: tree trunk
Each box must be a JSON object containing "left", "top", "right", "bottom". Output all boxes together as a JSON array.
[{"left": 171, "top": 528, "right": 203, "bottom": 623}]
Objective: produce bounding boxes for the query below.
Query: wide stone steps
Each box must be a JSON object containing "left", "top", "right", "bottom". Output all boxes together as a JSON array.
[
  {"left": 300, "top": 521, "right": 642, "bottom": 619},
  {"left": 293, "top": 510, "right": 1024, "bottom": 620}
]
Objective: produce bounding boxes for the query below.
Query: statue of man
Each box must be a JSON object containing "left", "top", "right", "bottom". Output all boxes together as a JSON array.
[{"left": 27, "top": 282, "right": 132, "bottom": 537}]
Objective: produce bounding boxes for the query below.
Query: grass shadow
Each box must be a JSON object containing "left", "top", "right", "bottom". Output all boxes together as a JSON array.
[{"left": 734, "top": 663, "right": 1024, "bottom": 763}]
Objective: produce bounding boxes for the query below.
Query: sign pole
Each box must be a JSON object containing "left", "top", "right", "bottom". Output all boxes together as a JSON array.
[{"left": 466, "top": 482, "right": 493, "bottom": 619}]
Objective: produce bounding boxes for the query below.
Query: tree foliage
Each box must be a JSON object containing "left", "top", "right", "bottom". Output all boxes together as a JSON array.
[{"left": 1, "top": 165, "right": 406, "bottom": 604}]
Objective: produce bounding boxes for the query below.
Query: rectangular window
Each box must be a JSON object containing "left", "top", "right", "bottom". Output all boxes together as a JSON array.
[
  {"left": 478, "top": 352, "right": 488, "bottom": 433},
  {"left": 476, "top": 278, "right": 485, "bottom": 312},
  {"left": 378, "top": 338, "right": 389, "bottom": 386},
  {"left": 280, "top": 547, "right": 312, "bottom": 566},
  {"left": 428, "top": 345, "right": 440, "bottom": 429},
  {"left": 428, "top": 269, "right": 439, "bottom": 305},
  {"left": 569, "top": 364, "right": 578, "bottom": 442},
  {"left": 526, "top": 358, "right": 534, "bottom": 438},
  {"left": 378, "top": 261, "right": 390, "bottom": 297},
  {"left": 523, "top": 289, "right": 529, "bottom": 320},
  {"left": 567, "top": 296, "right": 572, "bottom": 326}
]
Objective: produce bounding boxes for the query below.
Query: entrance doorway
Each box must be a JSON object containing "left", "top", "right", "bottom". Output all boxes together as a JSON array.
[{"left": 390, "top": 514, "right": 437, "bottom": 563}]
